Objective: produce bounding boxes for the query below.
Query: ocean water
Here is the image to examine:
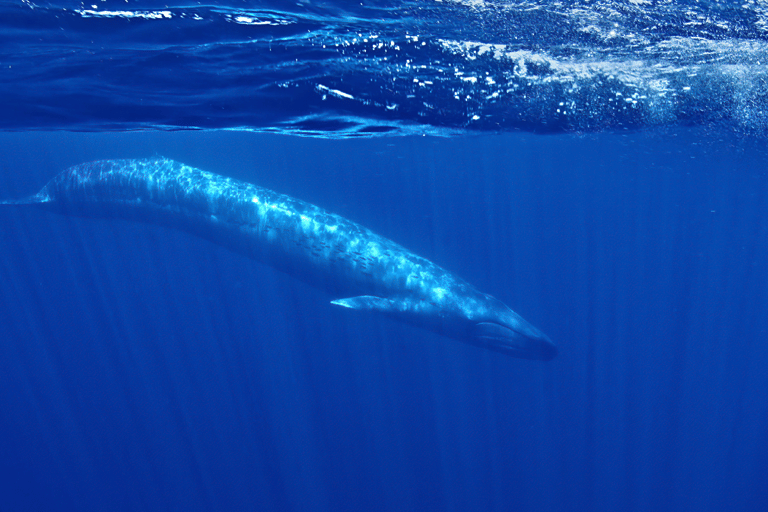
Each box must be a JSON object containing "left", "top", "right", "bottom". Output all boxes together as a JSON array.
[{"left": 1, "top": 2, "right": 768, "bottom": 512}]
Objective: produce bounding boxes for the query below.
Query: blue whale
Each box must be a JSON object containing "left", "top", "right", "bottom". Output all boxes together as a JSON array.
[{"left": 2, "top": 159, "right": 556, "bottom": 360}]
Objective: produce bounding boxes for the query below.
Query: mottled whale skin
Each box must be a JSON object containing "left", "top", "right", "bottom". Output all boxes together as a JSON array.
[{"left": 2, "top": 159, "right": 556, "bottom": 360}]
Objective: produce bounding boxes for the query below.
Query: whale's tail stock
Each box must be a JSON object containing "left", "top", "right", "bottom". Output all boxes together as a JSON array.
[{"left": 0, "top": 191, "right": 49, "bottom": 206}]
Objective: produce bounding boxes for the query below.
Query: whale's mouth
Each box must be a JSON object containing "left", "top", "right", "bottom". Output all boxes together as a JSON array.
[{"left": 470, "top": 322, "right": 557, "bottom": 360}]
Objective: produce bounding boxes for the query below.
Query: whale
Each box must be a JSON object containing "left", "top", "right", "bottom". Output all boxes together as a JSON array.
[{"left": 1, "top": 158, "right": 556, "bottom": 360}]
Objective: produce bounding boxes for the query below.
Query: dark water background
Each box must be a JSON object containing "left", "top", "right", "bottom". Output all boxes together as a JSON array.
[{"left": 1, "top": 129, "right": 767, "bottom": 511}]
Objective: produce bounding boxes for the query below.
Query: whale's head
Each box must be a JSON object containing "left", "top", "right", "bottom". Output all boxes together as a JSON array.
[
  {"left": 331, "top": 293, "right": 556, "bottom": 361},
  {"left": 466, "top": 296, "right": 557, "bottom": 361}
]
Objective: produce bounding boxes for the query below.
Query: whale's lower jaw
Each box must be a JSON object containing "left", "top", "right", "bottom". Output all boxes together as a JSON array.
[
  {"left": 469, "top": 322, "right": 558, "bottom": 360},
  {"left": 1, "top": 158, "right": 556, "bottom": 360}
]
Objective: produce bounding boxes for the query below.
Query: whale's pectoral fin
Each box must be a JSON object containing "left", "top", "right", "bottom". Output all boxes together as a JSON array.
[
  {"left": 331, "top": 295, "right": 438, "bottom": 320},
  {"left": 331, "top": 295, "right": 399, "bottom": 312},
  {"left": 332, "top": 295, "right": 443, "bottom": 334}
]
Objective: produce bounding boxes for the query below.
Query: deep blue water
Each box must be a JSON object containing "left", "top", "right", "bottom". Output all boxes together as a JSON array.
[{"left": 2, "top": 1, "right": 768, "bottom": 511}]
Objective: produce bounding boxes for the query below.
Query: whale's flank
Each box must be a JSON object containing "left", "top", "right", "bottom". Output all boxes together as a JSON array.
[{"left": 2, "top": 158, "right": 556, "bottom": 360}]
